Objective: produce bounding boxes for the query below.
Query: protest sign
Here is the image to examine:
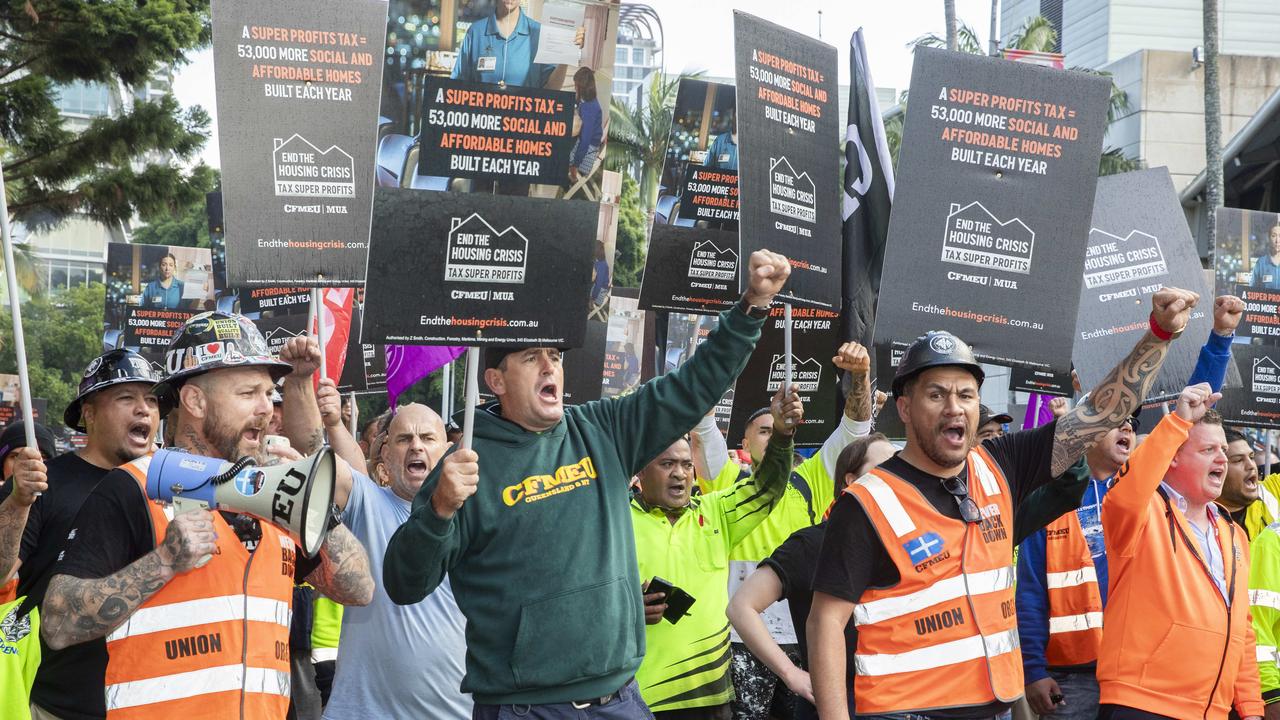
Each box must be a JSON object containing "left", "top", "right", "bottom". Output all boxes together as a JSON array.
[
  {"left": 104, "top": 244, "right": 219, "bottom": 362},
  {"left": 639, "top": 79, "right": 741, "bottom": 315},
  {"left": 0, "top": 398, "right": 47, "bottom": 427},
  {"left": 362, "top": 189, "right": 596, "bottom": 347},
  {"left": 733, "top": 12, "right": 841, "bottom": 310},
  {"left": 212, "top": 0, "right": 387, "bottom": 286},
  {"left": 872, "top": 47, "right": 1110, "bottom": 385},
  {"left": 728, "top": 306, "right": 841, "bottom": 448},
  {"left": 237, "top": 287, "right": 312, "bottom": 315},
  {"left": 639, "top": 225, "right": 740, "bottom": 315},
  {"left": 1010, "top": 365, "right": 1072, "bottom": 397},
  {"left": 1072, "top": 169, "right": 1212, "bottom": 401},
  {"left": 1218, "top": 345, "right": 1280, "bottom": 430},
  {"left": 1215, "top": 208, "right": 1280, "bottom": 343},
  {"left": 561, "top": 320, "right": 607, "bottom": 405},
  {"left": 337, "top": 295, "right": 386, "bottom": 392},
  {"left": 417, "top": 78, "right": 576, "bottom": 184},
  {"left": 256, "top": 312, "right": 311, "bottom": 357},
  {"left": 602, "top": 290, "right": 646, "bottom": 398}
]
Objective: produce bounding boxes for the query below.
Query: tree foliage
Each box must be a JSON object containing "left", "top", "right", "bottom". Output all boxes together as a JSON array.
[
  {"left": 0, "top": 0, "right": 216, "bottom": 231},
  {"left": 613, "top": 175, "right": 648, "bottom": 288},
  {"left": 130, "top": 184, "right": 214, "bottom": 248},
  {"left": 606, "top": 71, "right": 692, "bottom": 213},
  {"left": 0, "top": 282, "right": 106, "bottom": 422}
]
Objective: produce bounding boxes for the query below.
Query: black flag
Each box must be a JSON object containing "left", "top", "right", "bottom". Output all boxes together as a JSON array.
[{"left": 842, "top": 28, "right": 895, "bottom": 348}]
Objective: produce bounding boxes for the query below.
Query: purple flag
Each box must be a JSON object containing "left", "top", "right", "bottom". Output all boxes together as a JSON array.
[
  {"left": 385, "top": 345, "right": 465, "bottom": 408},
  {"left": 1022, "top": 393, "right": 1057, "bottom": 430}
]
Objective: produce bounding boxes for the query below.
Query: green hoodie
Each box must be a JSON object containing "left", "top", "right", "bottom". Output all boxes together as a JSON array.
[{"left": 383, "top": 305, "right": 764, "bottom": 706}]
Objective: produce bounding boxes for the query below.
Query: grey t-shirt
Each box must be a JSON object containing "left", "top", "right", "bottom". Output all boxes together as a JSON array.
[{"left": 322, "top": 471, "right": 471, "bottom": 719}]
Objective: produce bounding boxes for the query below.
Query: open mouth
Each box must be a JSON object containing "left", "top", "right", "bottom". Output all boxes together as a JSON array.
[
  {"left": 941, "top": 423, "right": 966, "bottom": 447},
  {"left": 1208, "top": 468, "right": 1226, "bottom": 484},
  {"left": 242, "top": 427, "right": 263, "bottom": 446},
  {"left": 1245, "top": 473, "right": 1260, "bottom": 490},
  {"left": 1115, "top": 436, "right": 1132, "bottom": 452},
  {"left": 538, "top": 381, "right": 559, "bottom": 402},
  {"left": 127, "top": 422, "right": 151, "bottom": 445},
  {"left": 406, "top": 457, "right": 429, "bottom": 477}
]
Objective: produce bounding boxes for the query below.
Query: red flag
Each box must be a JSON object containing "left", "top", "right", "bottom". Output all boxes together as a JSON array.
[{"left": 312, "top": 289, "right": 354, "bottom": 382}]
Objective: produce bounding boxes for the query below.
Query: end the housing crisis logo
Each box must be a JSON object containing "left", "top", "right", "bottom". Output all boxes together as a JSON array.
[
  {"left": 941, "top": 201, "right": 1034, "bottom": 275},
  {"left": 769, "top": 156, "right": 816, "bottom": 223},
  {"left": 1083, "top": 229, "right": 1167, "bottom": 289},
  {"left": 444, "top": 213, "right": 529, "bottom": 284},
  {"left": 1254, "top": 355, "right": 1280, "bottom": 396},
  {"left": 688, "top": 241, "right": 738, "bottom": 281},
  {"left": 272, "top": 134, "right": 356, "bottom": 198},
  {"left": 766, "top": 354, "right": 822, "bottom": 392}
]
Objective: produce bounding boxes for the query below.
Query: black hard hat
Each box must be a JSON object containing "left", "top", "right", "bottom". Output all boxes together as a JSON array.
[
  {"left": 153, "top": 311, "right": 292, "bottom": 417},
  {"left": 64, "top": 349, "right": 162, "bottom": 431},
  {"left": 891, "top": 331, "right": 985, "bottom": 398}
]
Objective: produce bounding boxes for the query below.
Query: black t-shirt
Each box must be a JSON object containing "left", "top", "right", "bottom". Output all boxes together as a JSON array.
[
  {"left": 0, "top": 453, "right": 112, "bottom": 720},
  {"left": 760, "top": 523, "right": 855, "bottom": 720},
  {"left": 812, "top": 420, "right": 1059, "bottom": 719},
  {"left": 44, "top": 465, "right": 321, "bottom": 719}
]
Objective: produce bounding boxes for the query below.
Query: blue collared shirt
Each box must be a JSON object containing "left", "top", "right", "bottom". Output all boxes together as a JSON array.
[
  {"left": 706, "top": 132, "right": 738, "bottom": 171},
  {"left": 1161, "top": 481, "right": 1229, "bottom": 604},
  {"left": 451, "top": 10, "right": 553, "bottom": 89}
]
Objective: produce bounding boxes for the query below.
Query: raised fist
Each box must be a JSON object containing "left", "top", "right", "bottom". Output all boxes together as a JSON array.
[
  {"left": 431, "top": 449, "right": 479, "bottom": 520},
  {"left": 743, "top": 250, "right": 791, "bottom": 308},
  {"left": 1150, "top": 287, "right": 1200, "bottom": 338},
  {"left": 832, "top": 342, "right": 871, "bottom": 375}
]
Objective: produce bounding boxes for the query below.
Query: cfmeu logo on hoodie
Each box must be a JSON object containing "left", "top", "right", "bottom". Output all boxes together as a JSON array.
[{"left": 503, "top": 457, "right": 598, "bottom": 506}]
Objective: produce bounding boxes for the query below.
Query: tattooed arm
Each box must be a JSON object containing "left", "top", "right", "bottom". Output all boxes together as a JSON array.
[
  {"left": 1050, "top": 287, "right": 1199, "bottom": 476},
  {"left": 279, "top": 336, "right": 327, "bottom": 455},
  {"left": 41, "top": 510, "right": 217, "bottom": 650},
  {"left": 303, "top": 522, "right": 374, "bottom": 606},
  {"left": 0, "top": 448, "right": 46, "bottom": 582},
  {"left": 835, "top": 342, "right": 874, "bottom": 423}
]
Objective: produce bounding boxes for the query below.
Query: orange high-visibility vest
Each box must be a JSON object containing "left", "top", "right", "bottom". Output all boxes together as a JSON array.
[
  {"left": 103, "top": 456, "right": 295, "bottom": 719},
  {"left": 0, "top": 576, "right": 15, "bottom": 604},
  {"left": 844, "top": 446, "right": 1022, "bottom": 715},
  {"left": 1042, "top": 509, "right": 1103, "bottom": 667}
]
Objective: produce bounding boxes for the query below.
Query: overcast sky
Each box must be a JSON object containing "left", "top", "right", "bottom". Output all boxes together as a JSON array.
[{"left": 172, "top": 0, "right": 999, "bottom": 168}]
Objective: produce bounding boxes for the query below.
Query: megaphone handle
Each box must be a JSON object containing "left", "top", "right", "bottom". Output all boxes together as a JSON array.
[{"left": 172, "top": 496, "right": 214, "bottom": 569}]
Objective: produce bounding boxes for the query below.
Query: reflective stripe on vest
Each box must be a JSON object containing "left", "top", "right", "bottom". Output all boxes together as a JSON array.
[
  {"left": 844, "top": 447, "right": 1021, "bottom": 714},
  {"left": 1262, "top": 486, "right": 1280, "bottom": 525},
  {"left": 1257, "top": 644, "right": 1278, "bottom": 664},
  {"left": 104, "top": 457, "right": 294, "bottom": 719},
  {"left": 1251, "top": 588, "right": 1280, "bottom": 611},
  {"left": 106, "top": 665, "right": 290, "bottom": 711},
  {"left": 1042, "top": 507, "right": 1103, "bottom": 667}
]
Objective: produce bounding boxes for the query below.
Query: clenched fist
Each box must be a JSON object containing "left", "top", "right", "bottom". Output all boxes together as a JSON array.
[
  {"left": 1213, "top": 295, "right": 1245, "bottom": 336},
  {"left": 158, "top": 510, "right": 219, "bottom": 575},
  {"left": 280, "top": 336, "right": 322, "bottom": 379},
  {"left": 832, "top": 341, "right": 871, "bottom": 376},
  {"left": 1174, "top": 383, "right": 1221, "bottom": 424},
  {"left": 7, "top": 447, "right": 47, "bottom": 506},
  {"left": 1150, "top": 287, "right": 1200, "bottom": 338},
  {"left": 431, "top": 449, "right": 479, "bottom": 520},
  {"left": 317, "top": 378, "right": 343, "bottom": 428},
  {"left": 771, "top": 385, "right": 804, "bottom": 434},
  {"left": 743, "top": 250, "right": 791, "bottom": 308}
]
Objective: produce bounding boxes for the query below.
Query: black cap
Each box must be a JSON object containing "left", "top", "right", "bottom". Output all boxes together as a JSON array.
[
  {"left": 152, "top": 311, "right": 292, "bottom": 417},
  {"left": 0, "top": 421, "right": 56, "bottom": 463},
  {"left": 892, "top": 331, "right": 984, "bottom": 399},
  {"left": 978, "top": 405, "right": 1013, "bottom": 427},
  {"left": 64, "top": 349, "right": 161, "bottom": 431}
]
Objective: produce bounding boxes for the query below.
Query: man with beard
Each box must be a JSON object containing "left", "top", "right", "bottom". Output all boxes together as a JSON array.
[
  {"left": 39, "top": 312, "right": 374, "bottom": 719},
  {"left": 809, "top": 287, "right": 1200, "bottom": 720},
  {"left": 633, "top": 386, "right": 801, "bottom": 719},
  {"left": 278, "top": 339, "right": 471, "bottom": 720},
  {"left": 384, "top": 250, "right": 790, "bottom": 719},
  {"left": 1015, "top": 294, "right": 1244, "bottom": 720},
  {"left": 1221, "top": 427, "right": 1263, "bottom": 532},
  {"left": 0, "top": 349, "right": 159, "bottom": 720}
]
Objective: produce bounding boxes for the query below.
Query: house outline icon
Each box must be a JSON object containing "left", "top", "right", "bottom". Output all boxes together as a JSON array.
[
  {"left": 1254, "top": 355, "right": 1280, "bottom": 395},
  {"left": 688, "top": 240, "right": 738, "bottom": 280},
  {"left": 272, "top": 134, "right": 357, "bottom": 198},
  {"left": 942, "top": 201, "right": 1036, "bottom": 275},
  {"left": 767, "top": 354, "right": 823, "bottom": 392},
  {"left": 444, "top": 213, "right": 530, "bottom": 285},
  {"left": 1083, "top": 228, "right": 1168, "bottom": 289},
  {"left": 767, "top": 156, "right": 817, "bottom": 223}
]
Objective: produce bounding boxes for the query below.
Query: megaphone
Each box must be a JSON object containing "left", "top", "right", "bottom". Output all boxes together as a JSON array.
[{"left": 146, "top": 446, "right": 336, "bottom": 558}]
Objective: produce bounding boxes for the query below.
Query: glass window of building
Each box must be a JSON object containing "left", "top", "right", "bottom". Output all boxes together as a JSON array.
[
  {"left": 616, "top": 47, "right": 628, "bottom": 64},
  {"left": 632, "top": 47, "right": 645, "bottom": 64}
]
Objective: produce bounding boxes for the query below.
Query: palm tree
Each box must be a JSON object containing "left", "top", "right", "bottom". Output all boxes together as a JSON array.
[
  {"left": 606, "top": 72, "right": 691, "bottom": 216},
  {"left": 1203, "top": 0, "right": 1223, "bottom": 261},
  {"left": 944, "top": 0, "right": 959, "bottom": 51},
  {"left": 0, "top": 238, "right": 43, "bottom": 299}
]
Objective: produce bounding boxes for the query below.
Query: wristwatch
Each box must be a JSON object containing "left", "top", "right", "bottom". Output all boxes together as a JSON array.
[
  {"left": 325, "top": 503, "right": 344, "bottom": 532},
  {"left": 737, "top": 296, "right": 771, "bottom": 319}
]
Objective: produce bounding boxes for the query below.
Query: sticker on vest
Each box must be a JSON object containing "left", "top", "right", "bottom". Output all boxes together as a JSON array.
[
  {"left": 903, "top": 531, "right": 950, "bottom": 572},
  {"left": 978, "top": 504, "right": 1009, "bottom": 544},
  {"left": 0, "top": 605, "right": 31, "bottom": 643}
]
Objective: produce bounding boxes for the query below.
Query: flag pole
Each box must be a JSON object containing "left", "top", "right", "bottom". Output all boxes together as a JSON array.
[
  {"left": 783, "top": 303, "right": 794, "bottom": 425},
  {"left": 441, "top": 359, "right": 453, "bottom": 420},
  {"left": 347, "top": 391, "right": 358, "bottom": 438},
  {"left": 0, "top": 161, "right": 37, "bottom": 453},
  {"left": 315, "top": 279, "right": 328, "bottom": 381},
  {"left": 462, "top": 347, "right": 479, "bottom": 449}
]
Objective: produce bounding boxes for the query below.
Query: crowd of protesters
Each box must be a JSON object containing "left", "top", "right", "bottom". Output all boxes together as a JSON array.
[{"left": 0, "top": 249, "right": 1277, "bottom": 720}]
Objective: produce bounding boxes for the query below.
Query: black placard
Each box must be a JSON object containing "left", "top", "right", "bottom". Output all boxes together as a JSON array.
[
  {"left": 212, "top": 0, "right": 386, "bottom": 287},
  {"left": 337, "top": 299, "right": 386, "bottom": 391},
  {"left": 1219, "top": 345, "right": 1280, "bottom": 429},
  {"left": 561, "top": 318, "right": 607, "bottom": 405},
  {"left": 362, "top": 189, "right": 596, "bottom": 346},
  {"left": 1214, "top": 208, "right": 1280, "bottom": 344},
  {"left": 104, "top": 243, "right": 220, "bottom": 363},
  {"left": 417, "top": 77, "right": 575, "bottom": 184},
  {"left": 639, "top": 225, "right": 740, "bottom": 315},
  {"left": 872, "top": 48, "right": 1111, "bottom": 386},
  {"left": 676, "top": 165, "right": 740, "bottom": 224},
  {"left": 1072, "top": 168, "right": 1212, "bottom": 401},
  {"left": 733, "top": 12, "right": 841, "bottom": 310},
  {"left": 256, "top": 312, "right": 311, "bottom": 357},
  {"left": 237, "top": 287, "right": 313, "bottom": 315},
  {"left": 728, "top": 306, "right": 840, "bottom": 448},
  {"left": 0, "top": 399, "right": 47, "bottom": 427},
  {"left": 1010, "top": 365, "right": 1073, "bottom": 397}
]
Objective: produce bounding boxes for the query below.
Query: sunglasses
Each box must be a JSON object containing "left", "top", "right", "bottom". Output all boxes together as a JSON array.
[{"left": 941, "top": 475, "right": 981, "bottom": 524}]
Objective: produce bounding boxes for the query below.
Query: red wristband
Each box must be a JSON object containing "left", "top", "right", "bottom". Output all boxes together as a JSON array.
[{"left": 1149, "top": 312, "right": 1173, "bottom": 341}]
